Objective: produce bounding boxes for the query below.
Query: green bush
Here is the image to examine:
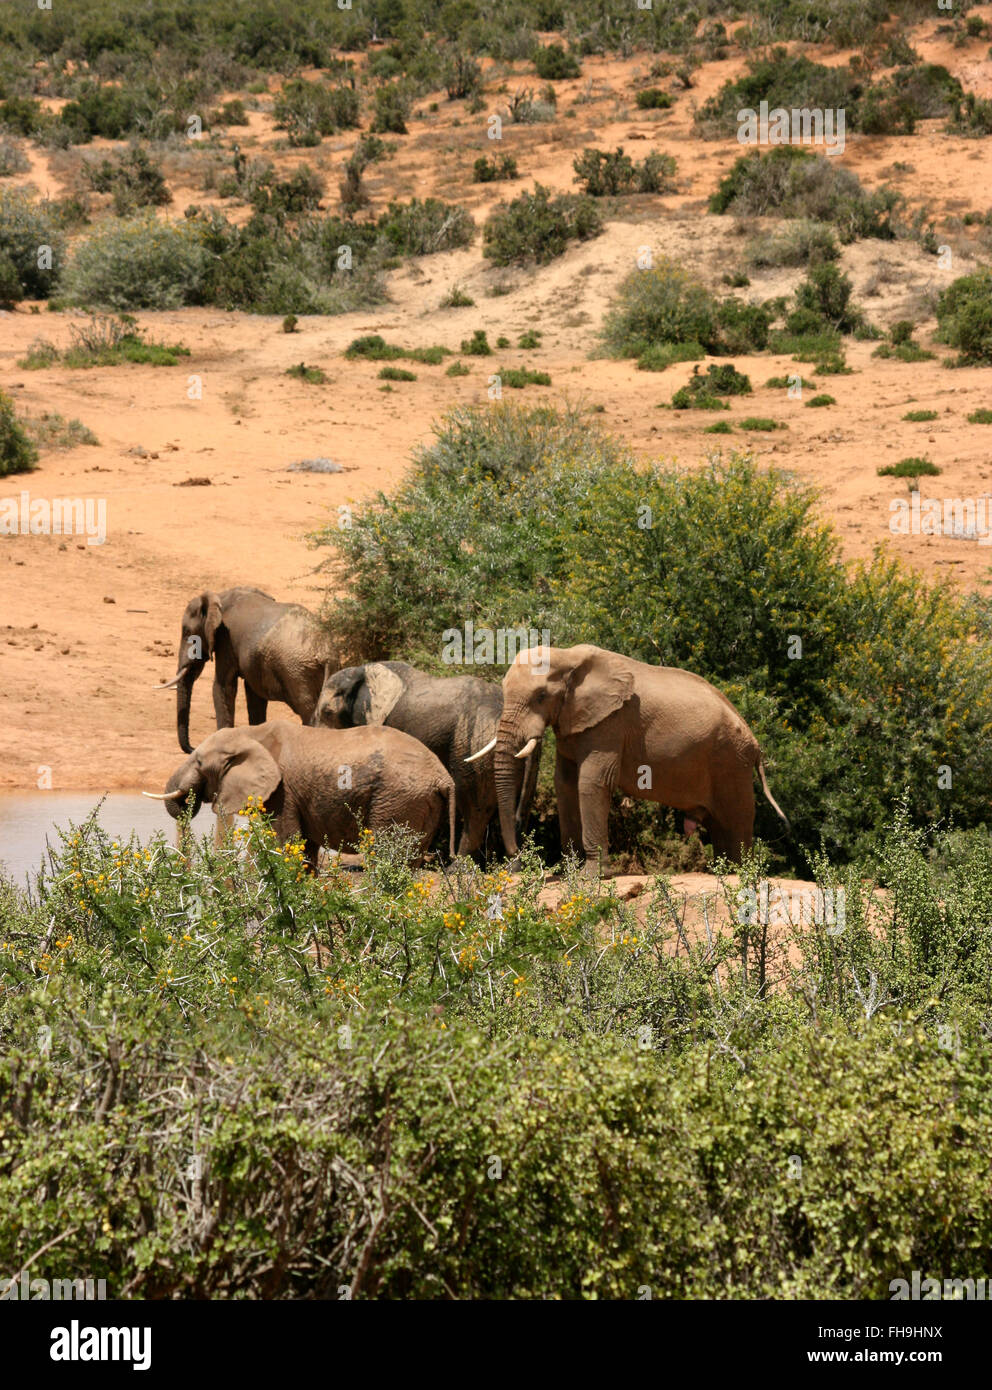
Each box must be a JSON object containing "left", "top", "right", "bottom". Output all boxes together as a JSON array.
[
  {"left": 460, "top": 329, "right": 492, "bottom": 356},
  {"left": 746, "top": 220, "right": 839, "bottom": 268},
  {"left": 379, "top": 365, "right": 416, "bottom": 381},
  {"left": 0, "top": 249, "right": 21, "bottom": 307},
  {"left": 0, "top": 134, "right": 30, "bottom": 176},
  {"left": 794, "top": 263, "right": 864, "bottom": 333},
  {"left": 84, "top": 145, "right": 171, "bottom": 215},
  {"left": 903, "top": 409, "right": 938, "bottom": 422},
  {"left": 497, "top": 367, "right": 551, "bottom": 389},
  {"left": 371, "top": 83, "right": 411, "bottom": 134},
  {"left": 20, "top": 315, "right": 190, "bottom": 369},
  {"left": 603, "top": 260, "right": 770, "bottom": 358},
  {"left": 533, "top": 43, "right": 581, "bottom": 80},
  {"left": 59, "top": 79, "right": 158, "bottom": 141},
  {"left": 344, "top": 335, "right": 448, "bottom": 364},
  {"left": 5, "top": 812, "right": 992, "bottom": 1296},
  {"left": 473, "top": 153, "right": 518, "bottom": 183},
  {"left": 806, "top": 393, "right": 835, "bottom": 407},
  {"left": 709, "top": 148, "right": 898, "bottom": 241},
  {"left": 285, "top": 362, "right": 326, "bottom": 383},
  {"left": 60, "top": 213, "right": 209, "bottom": 310},
  {"left": 482, "top": 184, "right": 602, "bottom": 265},
  {"left": 877, "top": 456, "right": 940, "bottom": 477},
  {"left": 672, "top": 363, "right": 751, "bottom": 408},
  {"left": 635, "top": 88, "right": 673, "bottom": 110},
  {"left": 378, "top": 198, "right": 475, "bottom": 256},
  {"left": 0, "top": 96, "right": 44, "bottom": 136},
  {"left": 273, "top": 78, "right": 359, "bottom": 145},
  {"left": 967, "top": 408, "right": 992, "bottom": 423},
  {"left": 0, "top": 389, "right": 38, "bottom": 476},
  {"left": 738, "top": 416, "right": 784, "bottom": 431},
  {"left": 936, "top": 269, "right": 992, "bottom": 364},
  {"left": 696, "top": 50, "right": 861, "bottom": 136},
  {"left": 636, "top": 341, "right": 706, "bottom": 371},
  {"left": 0, "top": 188, "right": 66, "bottom": 298},
  {"left": 573, "top": 147, "right": 677, "bottom": 197},
  {"left": 311, "top": 405, "right": 992, "bottom": 863}
]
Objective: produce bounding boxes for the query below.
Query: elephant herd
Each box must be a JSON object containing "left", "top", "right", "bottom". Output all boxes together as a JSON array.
[{"left": 146, "top": 586, "right": 788, "bottom": 873}]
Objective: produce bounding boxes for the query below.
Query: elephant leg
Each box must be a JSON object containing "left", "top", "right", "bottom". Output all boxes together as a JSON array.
[
  {"left": 457, "top": 806, "right": 489, "bottom": 858},
  {"left": 213, "top": 673, "right": 238, "bottom": 729},
  {"left": 555, "top": 753, "right": 583, "bottom": 858},
  {"left": 244, "top": 684, "right": 268, "bottom": 726},
  {"left": 212, "top": 639, "right": 239, "bottom": 729},
  {"left": 709, "top": 788, "right": 755, "bottom": 866},
  {"left": 577, "top": 753, "right": 618, "bottom": 874}
]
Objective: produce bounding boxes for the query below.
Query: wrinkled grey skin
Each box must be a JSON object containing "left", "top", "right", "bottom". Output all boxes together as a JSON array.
[
  {"left": 312, "top": 661, "right": 541, "bottom": 857},
  {"left": 494, "top": 644, "right": 789, "bottom": 874},
  {"left": 169, "top": 587, "right": 334, "bottom": 753},
  {"left": 162, "top": 722, "right": 456, "bottom": 869}
]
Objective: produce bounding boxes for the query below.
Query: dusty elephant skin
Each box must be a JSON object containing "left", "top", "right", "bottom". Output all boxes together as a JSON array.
[
  {"left": 490, "top": 643, "right": 789, "bottom": 873},
  {"left": 155, "top": 587, "right": 335, "bottom": 754},
  {"left": 150, "top": 721, "right": 456, "bottom": 869},
  {"left": 312, "top": 660, "right": 541, "bottom": 857}
]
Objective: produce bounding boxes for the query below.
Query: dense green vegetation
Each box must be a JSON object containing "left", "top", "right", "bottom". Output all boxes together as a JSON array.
[
  {"left": 311, "top": 403, "right": 992, "bottom": 870},
  {"left": 3, "top": 806, "right": 992, "bottom": 1297}
]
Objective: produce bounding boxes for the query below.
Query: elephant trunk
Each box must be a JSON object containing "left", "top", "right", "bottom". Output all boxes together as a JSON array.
[
  {"left": 494, "top": 704, "right": 541, "bottom": 859},
  {"left": 175, "top": 662, "right": 204, "bottom": 755},
  {"left": 494, "top": 740, "right": 521, "bottom": 859},
  {"left": 163, "top": 761, "right": 203, "bottom": 821}
]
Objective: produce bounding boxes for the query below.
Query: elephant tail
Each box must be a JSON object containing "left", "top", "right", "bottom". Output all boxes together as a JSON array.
[{"left": 756, "top": 752, "right": 790, "bottom": 831}]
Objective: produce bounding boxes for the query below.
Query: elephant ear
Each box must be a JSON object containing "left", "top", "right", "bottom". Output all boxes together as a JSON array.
[
  {"left": 203, "top": 592, "right": 224, "bottom": 658},
  {"left": 558, "top": 646, "right": 635, "bottom": 738},
  {"left": 213, "top": 733, "right": 282, "bottom": 817},
  {"left": 363, "top": 663, "right": 405, "bottom": 725}
]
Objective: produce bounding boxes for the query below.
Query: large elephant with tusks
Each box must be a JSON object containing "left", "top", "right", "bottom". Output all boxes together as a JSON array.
[{"left": 473, "top": 644, "right": 788, "bottom": 873}]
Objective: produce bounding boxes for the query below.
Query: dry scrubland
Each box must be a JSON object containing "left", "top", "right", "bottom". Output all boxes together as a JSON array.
[
  {"left": 3, "top": 3, "right": 992, "bottom": 1301},
  {"left": 1, "top": 11, "right": 992, "bottom": 791}
]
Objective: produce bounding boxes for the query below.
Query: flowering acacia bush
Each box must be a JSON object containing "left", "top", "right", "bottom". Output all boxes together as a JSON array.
[{"left": 3, "top": 811, "right": 992, "bottom": 1297}]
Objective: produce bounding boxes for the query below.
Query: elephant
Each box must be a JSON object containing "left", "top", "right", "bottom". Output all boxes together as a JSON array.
[
  {"left": 479, "top": 643, "right": 788, "bottom": 873},
  {"left": 312, "top": 661, "right": 541, "bottom": 857},
  {"left": 154, "top": 587, "right": 335, "bottom": 753},
  {"left": 145, "top": 721, "right": 455, "bottom": 869}
]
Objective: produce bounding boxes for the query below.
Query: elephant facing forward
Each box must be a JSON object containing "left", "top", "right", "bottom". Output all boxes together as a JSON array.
[
  {"left": 146, "top": 721, "right": 455, "bottom": 869},
  {"left": 312, "top": 661, "right": 541, "bottom": 857},
  {"left": 155, "top": 587, "right": 335, "bottom": 753},
  {"left": 480, "top": 643, "right": 788, "bottom": 873}
]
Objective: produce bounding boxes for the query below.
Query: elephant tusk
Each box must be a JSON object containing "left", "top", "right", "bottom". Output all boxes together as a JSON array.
[
  {"left": 142, "top": 789, "right": 186, "bottom": 800},
  {"left": 514, "top": 737, "right": 538, "bottom": 760},
  {"left": 151, "top": 665, "right": 190, "bottom": 691},
  {"left": 464, "top": 735, "right": 498, "bottom": 763}
]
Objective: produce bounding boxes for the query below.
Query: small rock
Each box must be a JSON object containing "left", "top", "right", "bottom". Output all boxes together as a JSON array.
[
  {"left": 61, "top": 647, "right": 69, "bottom": 655},
  {"left": 175, "top": 477, "right": 212, "bottom": 487},
  {"left": 103, "top": 596, "right": 116, "bottom": 604},
  {"left": 59, "top": 542, "right": 67, "bottom": 551},
  {"left": 289, "top": 457, "right": 344, "bottom": 474}
]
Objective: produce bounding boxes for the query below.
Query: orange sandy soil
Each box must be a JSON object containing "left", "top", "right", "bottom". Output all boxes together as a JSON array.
[{"left": 2, "top": 16, "right": 992, "bottom": 804}]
